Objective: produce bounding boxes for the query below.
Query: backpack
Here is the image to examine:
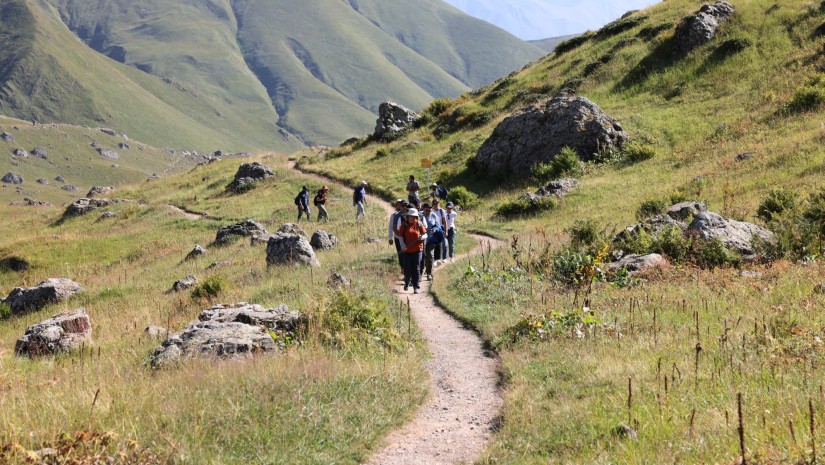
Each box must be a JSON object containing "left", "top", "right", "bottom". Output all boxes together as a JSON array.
[
  {"left": 313, "top": 194, "right": 322, "bottom": 207},
  {"left": 294, "top": 194, "right": 302, "bottom": 206},
  {"left": 428, "top": 224, "right": 445, "bottom": 244}
]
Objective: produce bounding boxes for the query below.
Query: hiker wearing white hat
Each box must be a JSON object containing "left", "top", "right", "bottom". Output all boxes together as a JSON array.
[
  {"left": 353, "top": 181, "right": 368, "bottom": 222},
  {"left": 396, "top": 207, "right": 427, "bottom": 293}
]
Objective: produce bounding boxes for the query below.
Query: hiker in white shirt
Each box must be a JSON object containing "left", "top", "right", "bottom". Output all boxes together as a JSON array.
[{"left": 445, "top": 202, "right": 458, "bottom": 260}]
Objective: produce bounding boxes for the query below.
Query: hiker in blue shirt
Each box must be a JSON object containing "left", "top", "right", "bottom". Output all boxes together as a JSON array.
[
  {"left": 353, "top": 180, "right": 367, "bottom": 222},
  {"left": 295, "top": 185, "right": 310, "bottom": 222}
]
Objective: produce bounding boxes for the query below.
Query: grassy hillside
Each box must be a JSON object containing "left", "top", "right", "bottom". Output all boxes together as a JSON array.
[
  {"left": 529, "top": 34, "right": 579, "bottom": 52},
  {"left": 299, "top": 0, "right": 825, "bottom": 462}
]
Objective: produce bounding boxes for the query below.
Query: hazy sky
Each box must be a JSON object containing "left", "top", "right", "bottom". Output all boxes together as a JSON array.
[{"left": 442, "top": 0, "right": 662, "bottom": 40}]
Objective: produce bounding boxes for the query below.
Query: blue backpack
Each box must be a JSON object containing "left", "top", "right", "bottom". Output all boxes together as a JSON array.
[{"left": 428, "top": 224, "right": 445, "bottom": 244}]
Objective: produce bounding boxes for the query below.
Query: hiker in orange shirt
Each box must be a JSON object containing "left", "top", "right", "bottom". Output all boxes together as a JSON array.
[{"left": 397, "top": 208, "right": 427, "bottom": 293}]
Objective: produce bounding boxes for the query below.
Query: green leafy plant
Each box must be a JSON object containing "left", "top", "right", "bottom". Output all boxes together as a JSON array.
[
  {"left": 320, "top": 291, "right": 399, "bottom": 350},
  {"left": 531, "top": 147, "right": 582, "bottom": 183},
  {"left": 696, "top": 238, "right": 740, "bottom": 269},
  {"left": 622, "top": 142, "right": 657, "bottom": 164},
  {"left": 636, "top": 199, "right": 666, "bottom": 220},
  {"left": 757, "top": 189, "right": 798, "bottom": 223},
  {"left": 566, "top": 219, "right": 602, "bottom": 249},
  {"left": 191, "top": 275, "right": 227, "bottom": 299},
  {"left": 496, "top": 196, "right": 557, "bottom": 217},
  {"left": 448, "top": 186, "right": 480, "bottom": 210}
]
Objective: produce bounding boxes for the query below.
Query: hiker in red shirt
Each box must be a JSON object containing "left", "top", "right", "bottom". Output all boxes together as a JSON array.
[{"left": 397, "top": 208, "right": 427, "bottom": 293}]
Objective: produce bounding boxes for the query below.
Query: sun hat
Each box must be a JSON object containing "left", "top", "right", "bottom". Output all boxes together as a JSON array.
[
  {"left": 406, "top": 208, "right": 419, "bottom": 217},
  {"left": 361, "top": 180, "right": 368, "bottom": 185},
  {"left": 446, "top": 202, "right": 454, "bottom": 208}
]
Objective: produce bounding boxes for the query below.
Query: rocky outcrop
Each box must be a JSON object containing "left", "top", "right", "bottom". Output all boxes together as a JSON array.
[
  {"left": 63, "top": 198, "right": 118, "bottom": 217},
  {"left": 226, "top": 162, "right": 275, "bottom": 192},
  {"left": 86, "top": 186, "right": 114, "bottom": 198},
  {"left": 61, "top": 185, "right": 78, "bottom": 192},
  {"left": 328, "top": 272, "right": 350, "bottom": 290},
  {"left": 24, "top": 198, "right": 52, "bottom": 207},
  {"left": 215, "top": 220, "right": 269, "bottom": 244},
  {"left": 673, "top": 2, "right": 735, "bottom": 56},
  {"left": 32, "top": 147, "right": 47, "bottom": 159},
  {"left": 475, "top": 92, "right": 629, "bottom": 177},
  {"left": 2, "top": 278, "right": 82, "bottom": 315},
  {"left": 185, "top": 245, "right": 207, "bottom": 261},
  {"left": 55, "top": 176, "right": 66, "bottom": 183},
  {"left": 14, "top": 309, "right": 92, "bottom": 357},
  {"left": 172, "top": 275, "right": 198, "bottom": 292},
  {"left": 145, "top": 326, "right": 167, "bottom": 338},
  {"left": 1, "top": 132, "right": 15, "bottom": 142},
  {"left": 266, "top": 234, "right": 319, "bottom": 266},
  {"left": 374, "top": 101, "right": 419, "bottom": 140},
  {"left": 535, "top": 179, "right": 578, "bottom": 199},
  {"left": 149, "top": 302, "right": 300, "bottom": 368},
  {"left": 310, "top": 230, "right": 339, "bottom": 251},
  {"left": 667, "top": 201, "right": 707, "bottom": 221},
  {"left": 2, "top": 172, "right": 23, "bottom": 184},
  {"left": 688, "top": 212, "right": 774, "bottom": 256},
  {"left": 615, "top": 214, "right": 687, "bottom": 244},
  {"left": 609, "top": 254, "right": 669, "bottom": 275},
  {"left": 278, "top": 223, "right": 307, "bottom": 238},
  {"left": 97, "top": 148, "right": 119, "bottom": 160},
  {"left": 36, "top": 179, "right": 49, "bottom": 185},
  {"left": 12, "top": 148, "right": 28, "bottom": 158}
]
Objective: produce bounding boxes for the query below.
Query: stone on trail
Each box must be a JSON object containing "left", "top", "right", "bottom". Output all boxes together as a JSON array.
[
  {"left": 185, "top": 245, "right": 207, "bottom": 261},
  {"left": 266, "top": 234, "right": 319, "bottom": 267},
  {"left": 474, "top": 91, "right": 629, "bottom": 177},
  {"left": 374, "top": 101, "right": 419, "bottom": 140},
  {"left": 310, "top": 230, "right": 339, "bottom": 251},
  {"left": 226, "top": 162, "right": 275, "bottom": 192},
  {"left": 14, "top": 308, "right": 92, "bottom": 357},
  {"left": 2, "top": 278, "right": 82, "bottom": 315},
  {"left": 215, "top": 219, "right": 269, "bottom": 244},
  {"left": 2, "top": 172, "right": 23, "bottom": 184},
  {"left": 673, "top": 1, "right": 735, "bottom": 56},
  {"left": 687, "top": 211, "right": 774, "bottom": 256},
  {"left": 277, "top": 223, "right": 307, "bottom": 238}
]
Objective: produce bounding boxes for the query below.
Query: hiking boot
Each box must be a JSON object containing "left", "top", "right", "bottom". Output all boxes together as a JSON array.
[
  {"left": 403, "top": 284, "right": 409, "bottom": 291},
  {"left": 413, "top": 288, "right": 419, "bottom": 294}
]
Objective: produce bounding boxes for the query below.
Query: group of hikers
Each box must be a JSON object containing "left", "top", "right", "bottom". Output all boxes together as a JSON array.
[{"left": 294, "top": 175, "right": 457, "bottom": 294}]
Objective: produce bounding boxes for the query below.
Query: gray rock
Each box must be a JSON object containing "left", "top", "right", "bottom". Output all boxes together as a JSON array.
[
  {"left": 96, "top": 211, "right": 116, "bottom": 221},
  {"left": 615, "top": 215, "right": 687, "bottom": 243},
  {"left": 609, "top": 254, "right": 669, "bottom": 275},
  {"left": 32, "top": 147, "right": 47, "bottom": 159},
  {"left": 147, "top": 173, "right": 159, "bottom": 181},
  {"left": 185, "top": 245, "right": 207, "bottom": 261},
  {"left": 688, "top": 211, "right": 774, "bottom": 255},
  {"left": 736, "top": 152, "right": 754, "bottom": 162},
  {"left": 374, "top": 101, "right": 420, "bottom": 139},
  {"left": 328, "top": 272, "right": 350, "bottom": 290},
  {"left": 97, "top": 148, "right": 119, "bottom": 160},
  {"left": 86, "top": 186, "right": 114, "bottom": 198},
  {"left": 24, "top": 198, "right": 51, "bottom": 207},
  {"left": 226, "top": 162, "right": 276, "bottom": 192},
  {"left": 36, "top": 178, "right": 49, "bottom": 185},
  {"left": 278, "top": 223, "right": 308, "bottom": 238},
  {"left": 1, "top": 132, "right": 15, "bottom": 142},
  {"left": 250, "top": 233, "right": 275, "bottom": 246},
  {"left": 118, "top": 142, "right": 130, "bottom": 150},
  {"left": 206, "top": 260, "right": 232, "bottom": 270},
  {"left": 55, "top": 176, "right": 66, "bottom": 183},
  {"left": 2, "top": 172, "right": 23, "bottom": 184},
  {"left": 198, "top": 302, "right": 303, "bottom": 331},
  {"left": 266, "top": 234, "right": 319, "bottom": 267},
  {"left": 667, "top": 201, "right": 708, "bottom": 221},
  {"left": 144, "top": 326, "right": 167, "bottom": 338},
  {"left": 673, "top": 1, "right": 735, "bottom": 56},
  {"left": 215, "top": 220, "right": 269, "bottom": 244},
  {"left": 739, "top": 270, "right": 763, "bottom": 278},
  {"left": 3, "top": 278, "right": 82, "bottom": 314},
  {"left": 63, "top": 198, "right": 117, "bottom": 217},
  {"left": 98, "top": 128, "right": 116, "bottom": 136},
  {"left": 172, "top": 275, "right": 198, "bottom": 292},
  {"left": 310, "top": 230, "right": 339, "bottom": 251},
  {"left": 12, "top": 148, "right": 28, "bottom": 158},
  {"left": 61, "top": 184, "right": 78, "bottom": 192},
  {"left": 475, "top": 92, "right": 629, "bottom": 177},
  {"left": 14, "top": 309, "right": 92, "bottom": 356},
  {"left": 535, "top": 178, "right": 578, "bottom": 199}
]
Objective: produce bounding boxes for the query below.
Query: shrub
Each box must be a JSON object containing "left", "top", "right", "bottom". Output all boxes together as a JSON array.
[
  {"left": 788, "top": 87, "right": 825, "bottom": 113},
  {"left": 653, "top": 225, "right": 691, "bottom": 264},
  {"left": 448, "top": 186, "right": 480, "bottom": 210},
  {"left": 696, "top": 238, "right": 740, "bottom": 269},
  {"left": 757, "top": 189, "right": 798, "bottom": 223},
  {"left": 555, "top": 33, "right": 593, "bottom": 55},
  {"left": 0, "top": 301, "right": 10, "bottom": 319},
  {"left": 413, "top": 113, "right": 434, "bottom": 128},
  {"left": 615, "top": 228, "right": 654, "bottom": 255},
  {"left": 375, "top": 148, "right": 390, "bottom": 159},
  {"left": 227, "top": 182, "right": 257, "bottom": 194},
  {"left": 637, "top": 22, "right": 672, "bottom": 40},
  {"left": 756, "top": 212, "right": 820, "bottom": 261},
  {"left": 495, "top": 196, "right": 557, "bottom": 218},
  {"left": 636, "top": 199, "right": 667, "bottom": 221},
  {"left": 320, "top": 291, "right": 399, "bottom": 349},
  {"left": 191, "top": 275, "right": 227, "bottom": 299},
  {"left": 566, "top": 219, "right": 601, "bottom": 249},
  {"left": 215, "top": 233, "right": 242, "bottom": 246},
  {"left": 803, "top": 188, "right": 825, "bottom": 232},
  {"left": 425, "top": 98, "right": 452, "bottom": 117},
  {"left": 595, "top": 15, "right": 648, "bottom": 39},
  {"left": 550, "top": 245, "right": 607, "bottom": 288},
  {"left": 532, "top": 147, "right": 582, "bottom": 183},
  {"left": 622, "top": 142, "right": 657, "bottom": 164},
  {"left": 714, "top": 37, "right": 752, "bottom": 57}
]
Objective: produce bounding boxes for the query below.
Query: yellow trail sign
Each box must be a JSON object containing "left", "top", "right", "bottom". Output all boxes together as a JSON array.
[{"left": 420, "top": 157, "right": 433, "bottom": 168}]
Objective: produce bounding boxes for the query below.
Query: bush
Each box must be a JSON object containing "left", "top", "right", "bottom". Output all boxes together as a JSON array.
[
  {"left": 622, "top": 142, "right": 657, "bottom": 164},
  {"left": 448, "top": 186, "right": 480, "bottom": 210},
  {"left": 320, "top": 291, "right": 399, "bottom": 349},
  {"left": 555, "top": 33, "right": 593, "bottom": 55},
  {"left": 804, "top": 188, "right": 825, "bottom": 231},
  {"left": 595, "top": 15, "right": 647, "bottom": 38},
  {"left": 532, "top": 147, "right": 582, "bottom": 183},
  {"left": 653, "top": 225, "right": 691, "bottom": 264},
  {"left": 425, "top": 98, "right": 453, "bottom": 117},
  {"left": 636, "top": 199, "right": 666, "bottom": 221},
  {"left": 637, "top": 22, "right": 672, "bottom": 40},
  {"left": 412, "top": 113, "right": 434, "bottom": 128},
  {"left": 191, "top": 275, "right": 227, "bottom": 299},
  {"left": 0, "top": 301, "right": 10, "bottom": 319},
  {"left": 714, "top": 37, "right": 752, "bottom": 57},
  {"left": 789, "top": 87, "right": 825, "bottom": 113},
  {"left": 757, "top": 189, "right": 798, "bottom": 223},
  {"left": 496, "top": 196, "right": 557, "bottom": 218},
  {"left": 215, "top": 233, "right": 242, "bottom": 246},
  {"left": 696, "top": 238, "right": 740, "bottom": 269},
  {"left": 566, "top": 219, "right": 601, "bottom": 249},
  {"left": 375, "top": 147, "right": 390, "bottom": 159}
]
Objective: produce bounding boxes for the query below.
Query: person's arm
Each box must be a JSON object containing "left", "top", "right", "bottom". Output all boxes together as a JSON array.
[{"left": 388, "top": 214, "right": 395, "bottom": 244}]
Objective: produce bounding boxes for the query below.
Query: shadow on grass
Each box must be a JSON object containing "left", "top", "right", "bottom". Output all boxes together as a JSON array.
[{"left": 614, "top": 36, "right": 679, "bottom": 91}]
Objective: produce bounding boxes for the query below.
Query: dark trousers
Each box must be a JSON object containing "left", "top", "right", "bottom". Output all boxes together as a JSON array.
[
  {"left": 394, "top": 238, "right": 402, "bottom": 269},
  {"left": 421, "top": 242, "right": 436, "bottom": 276},
  {"left": 297, "top": 206, "right": 310, "bottom": 221},
  {"left": 402, "top": 252, "right": 423, "bottom": 289},
  {"left": 447, "top": 227, "right": 455, "bottom": 258}
]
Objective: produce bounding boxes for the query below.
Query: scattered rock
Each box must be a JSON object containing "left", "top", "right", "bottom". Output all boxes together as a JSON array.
[
  {"left": 36, "top": 178, "right": 49, "bottom": 185},
  {"left": 226, "top": 162, "right": 276, "bottom": 192},
  {"left": 739, "top": 270, "right": 763, "bottom": 278},
  {"left": 474, "top": 91, "right": 629, "bottom": 177},
  {"left": 86, "top": 186, "right": 114, "bottom": 198},
  {"left": 61, "top": 184, "right": 78, "bottom": 192},
  {"left": 1, "top": 132, "right": 15, "bottom": 142},
  {"left": 535, "top": 178, "right": 578, "bottom": 199},
  {"left": 2, "top": 172, "right": 23, "bottom": 184},
  {"left": 24, "top": 198, "right": 52, "bottom": 207},
  {"left": 673, "top": 1, "right": 735, "bottom": 56},
  {"left": 172, "top": 275, "right": 198, "bottom": 292},
  {"left": 814, "top": 283, "right": 825, "bottom": 295},
  {"left": 206, "top": 260, "right": 232, "bottom": 270},
  {"left": 615, "top": 215, "right": 687, "bottom": 244},
  {"left": 32, "top": 147, "right": 47, "bottom": 159},
  {"left": 55, "top": 176, "right": 66, "bottom": 183},
  {"left": 2, "top": 278, "right": 82, "bottom": 314},
  {"left": 611, "top": 424, "right": 638, "bottom": 439},
  {"left": 63, "top": 198, "right": 117, "bottom": 217},
  {"left": 14, "top": 309, "right": 92, "bottom": 356},
  {"left": 667, "top": 201, "right": 708, "bottom": 221},
  {"left": 266, "top": 234, "right": 319, "bottom": 267},
  {"left": 277, "top": 223, "right": 307, "bottom": 238},
  {"left": 310, "top": 230, "right": 340, "bottom": 251},
  {"left": 144, "top": 326, "right": 167, "bottom": 338},
  {"left": 687, "top": 211, "right": 774, "bottom": 255},
  {"left": 0, "top": 256, "right": 29, "bottom": 272},
  {"left": 118, "top": 142, "right": 130, "bottom": 150},
  {"left": 328, "top": 272, "right": 350, "bottom": 290},
  {"left": 96, "top": 211, "right": 116, "bottom": 221},
  {"left": 609, "top": 253, "right": 669, "bottom": 275},
  {"left": 149, "top": 302, "right": 301, "bottom": 368},
  {"left": 147, "top": 173, "right": 159, "bottom": 181},
  {"left": 374, "top": 101, "right": 420, "bottom": 140},
  {"left": 735, "top": 152, "right": 754, "bottom": 162},
  {"left": 98, "top": 128, "right": 117, "bottom": 136},
  {"left": 215, "top": 220, "right": 269, "bottom": 244},
  {"left": 185, "top": 245, "right": 207, "bottom": 261},
  {"left": 12, "top": 148, "right": 28, "bottom": 158},
  {"left": 97, "top": 148, "right": 119, "bottom": 160}
]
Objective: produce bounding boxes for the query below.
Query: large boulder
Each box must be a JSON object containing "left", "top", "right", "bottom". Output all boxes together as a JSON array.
[
  {"left": 3, "top": 278, "right": 82, "bottom": 315},
  {"left": 535, "top": 179, "right": 578, "bottom": 199},
  {"left": 1, "top": 132, "right": 15, "bottom": 142},
  {"left": 667, "top": 201, "right": 707, "bottom": 221},
  {"left": 32, "top": 147, "right": 47, "bottom": 159},
  {"left": 310, "top": 230, "right": 340, "bottom": 251},
  {"left": 86, "top": 186, "right": 114, "bottom": 198},
  {"left": 474, "top": 92, "right": 629, "bottom": 177},
  {"left": 688, "top": 212, "right": 774, "bottom": 256},
  {"left": 226, "top": 162, "right": 275, "bottom": 192},
  {"left": 614, "top": 214, "right": 687, "bottom": 244},
  {"left": 609, "top": 254, "right": 669, "bottom": 276},
  {"left": 12, "top": 148, "right": 28, "bottom": 158},
  {"left": 215, "top": 220, "right": 269, "bottom": 244},
  {"left": 14, "top": 309, "right": 92, "bottom": 356},
  {"left": 63, "top": 198, "right": 117, "bottom": 217},
  {"left": 266, "top": 234, "right": 319, "bottom": 267},
  {"left": 278, "top": 223, "right": 307, "bottom": 238},
  {"left": 2, "top": 172, "right": 23, "bottom": 184},
  {"left": 97, "top": 148, "right": 119, "bottom": 160},
  {"left": 673, "top": 1, "right": 735, "bottom": 56},
  {"left": 374, "top": 101, "right": 419, "bottom": 139},
  {"left": 149, "top": 302, "right": 300, "bottom": 367}
]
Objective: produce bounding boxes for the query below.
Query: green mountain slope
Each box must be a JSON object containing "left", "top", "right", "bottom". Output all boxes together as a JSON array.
[
  {"left": 29, "top": 0, "right": 542, "bottom": 146},
  {"left": 529, "top": 34, "right": 579, "bottom": 52}
]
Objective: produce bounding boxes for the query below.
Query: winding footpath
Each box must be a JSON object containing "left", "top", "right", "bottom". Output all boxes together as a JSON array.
[{"left": 286, "top": 161, "right": 504, "bottom": 464}]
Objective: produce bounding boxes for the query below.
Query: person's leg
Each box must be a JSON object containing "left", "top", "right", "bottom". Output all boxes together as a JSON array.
[
  {"left": 424, "top": 243, "right": 433, "bottom": 278},
  {"left": 411, "top": 251, "right": 422, "bottom": 291},
  {"left": 447, "top": 228, "right": 455, "bottom": 259},
  {"left": 394, "top": 239, "right": 403, "bottom": 269},
  {"left": 297, "top": 207, "right": 302, "bottom": 222},
  {"left": 401, "top": 253, "right": 412, "bottom": 290}
]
